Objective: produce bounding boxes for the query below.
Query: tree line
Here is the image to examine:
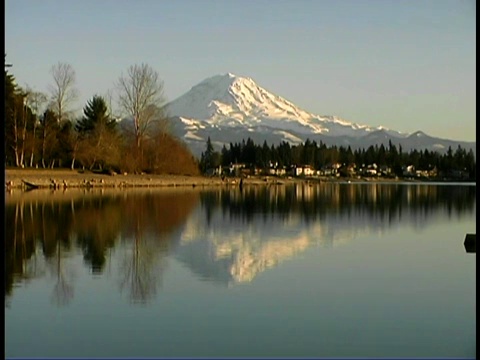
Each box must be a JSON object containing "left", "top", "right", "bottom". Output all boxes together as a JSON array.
[
  {"left": 4, "top": 58, "right": 200, "bottom": 175},
  {"left": 200, "top": 137, "right": 476, "bottom": 180},
  {"left": 5, "top": 55, "right": 475, "bottom": 180}
]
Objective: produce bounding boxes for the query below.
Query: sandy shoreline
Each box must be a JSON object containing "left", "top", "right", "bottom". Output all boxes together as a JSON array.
[
  {"left": 5, "top": 168, "right": 450, "bottom": 191},
  {"left": 5, "top": 168, "right": 304, "bottom": 190},
  {"left": 5, "top": 169, "right": 229, "bottom": 189}
]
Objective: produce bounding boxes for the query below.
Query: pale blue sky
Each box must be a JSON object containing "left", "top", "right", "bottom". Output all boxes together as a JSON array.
[{"left": 5, "top": 0, "right": 476, "bottom": 141}]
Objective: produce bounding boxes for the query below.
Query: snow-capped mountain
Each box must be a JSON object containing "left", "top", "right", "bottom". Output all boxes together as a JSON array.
[{"left": 163, "top": 73, "right": 475, "bottom": 157}]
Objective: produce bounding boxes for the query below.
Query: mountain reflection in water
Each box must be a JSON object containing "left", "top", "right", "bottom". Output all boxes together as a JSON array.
[
  {"left": 178, "top": 184, "right": 476, "bottom": 284},
  {"left": 5, "top": 183, "right": 476, "bottom": 305}
]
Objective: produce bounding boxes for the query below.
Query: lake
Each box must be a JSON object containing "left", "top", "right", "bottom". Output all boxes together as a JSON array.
[{"left": 5, "top": 183, "right": 476, "bottom": 358}]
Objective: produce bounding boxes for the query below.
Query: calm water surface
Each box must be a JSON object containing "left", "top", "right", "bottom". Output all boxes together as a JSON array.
[{"left": 5, "top": 183, "right": 476, "bottom": 358}]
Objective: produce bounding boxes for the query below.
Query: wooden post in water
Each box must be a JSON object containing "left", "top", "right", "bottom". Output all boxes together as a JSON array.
[{"left": 464, "top": 234, "right": 475, "bottom": 254}]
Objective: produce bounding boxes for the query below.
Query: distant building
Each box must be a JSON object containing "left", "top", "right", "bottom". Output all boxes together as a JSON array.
[
  {"left": 402, "top": 165, "right": 415, "bottom": 177},
  {"left": 378, "top": 165, "right": 392, "bottom": 176},
  {"left": 268, "top": 167, "right": 286, "bottom": 176},
  {"left": 228, "top": 163, "right": 246, "bottom": 176},
  {"left": 320, "top": 163, "right": 342, "bottom": 176},
  {"left": 293, "top": 165, "right": 315, "bottom": 177}
]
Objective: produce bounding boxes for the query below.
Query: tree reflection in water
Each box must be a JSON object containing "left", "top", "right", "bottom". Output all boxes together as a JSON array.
[
  {"left": 42, "top": 199, "right": 76, "bottom": 307},
  {"left": 119, "top": 202, "right": 160, "bottom": 304},
  {"left": 49, "top": 246, "right": 74, "bottom": 307},
  {"left": 5, "top": 189, "right": 200, "bottom": 306},
  {"left": 117, "top": 191, "right": 198, "bottom": 304},
  {"left": 119, "top": 232, "right": 163, "bottom": 304},
  {"left": 200, "top": 183, "right": 477, "bottom": 226},
  {"left": 5, "top": 184, "right": 475, "bottom": 305}
]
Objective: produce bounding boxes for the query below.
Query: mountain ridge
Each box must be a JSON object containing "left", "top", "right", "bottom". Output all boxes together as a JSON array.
[{"left": 160, "top": 73, "right": 475, "bottom": 157}]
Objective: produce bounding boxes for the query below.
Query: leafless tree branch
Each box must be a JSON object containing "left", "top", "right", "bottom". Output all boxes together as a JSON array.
[
  {"left": 116, "top": 63, "right": 167, "bottom": 149},
  {"left": 48, "top": 62, "right": 79, "bottom": 123}
]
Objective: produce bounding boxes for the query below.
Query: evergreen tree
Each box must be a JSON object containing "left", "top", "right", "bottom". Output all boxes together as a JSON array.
[
  {"left": 200, "top": 137, "right": 218, "bottom": 173},
  {"left": 76, "top": 95, "right": 116, "bottom": 134},
  {"left": 214, "top": 137, "right": 475, "bottom": 181},
  {"left": 75, "top": 95, "right": 120, "bottom": 170},
  {"left": 244, "top": 138, "right": 256, "bottom": 166},
  {"left": 465, "top": 149, "right": 476, "bottom": 179},
  {"left": 260, "top": 140, "right": 270, "bottom": 168},
  {"left": 221, "top": 144, "right": 230, "bottom": 166}
]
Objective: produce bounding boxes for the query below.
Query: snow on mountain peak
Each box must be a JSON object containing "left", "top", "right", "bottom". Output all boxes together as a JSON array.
[
  {"left": 161, "top": 73, "right": 474, "bottom": 158},
  {"left": 165, "top": 73, "right": 400, "bottom": 138}
]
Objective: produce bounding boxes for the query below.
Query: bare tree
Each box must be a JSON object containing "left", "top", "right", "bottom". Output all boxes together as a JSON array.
[
  {"left": 104, "top": 88, "right": 117, "bottom": 120},
  {"left": 8, "top": 90, "right": 31, "bottom": 168},
  {"left": 48, "top": 62, "right": 78, "bottom": 123},
  {"left": 10, "top": 94, "right": 21, "bottom": 167},
  {"left": 39, "top": 109, "right": 60, "bottom": 168},
  {"left": 116, "top": 64, "right": 167, "bottom": 168},
  {"left": 19, "top": 91, "right": 29, "bottom": 168},
  {"left": 24, "top": 86, "right": 48, "bottom": 167},
  {"left": 68, "top": 123, "right": 80, "bottom": 170}
]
